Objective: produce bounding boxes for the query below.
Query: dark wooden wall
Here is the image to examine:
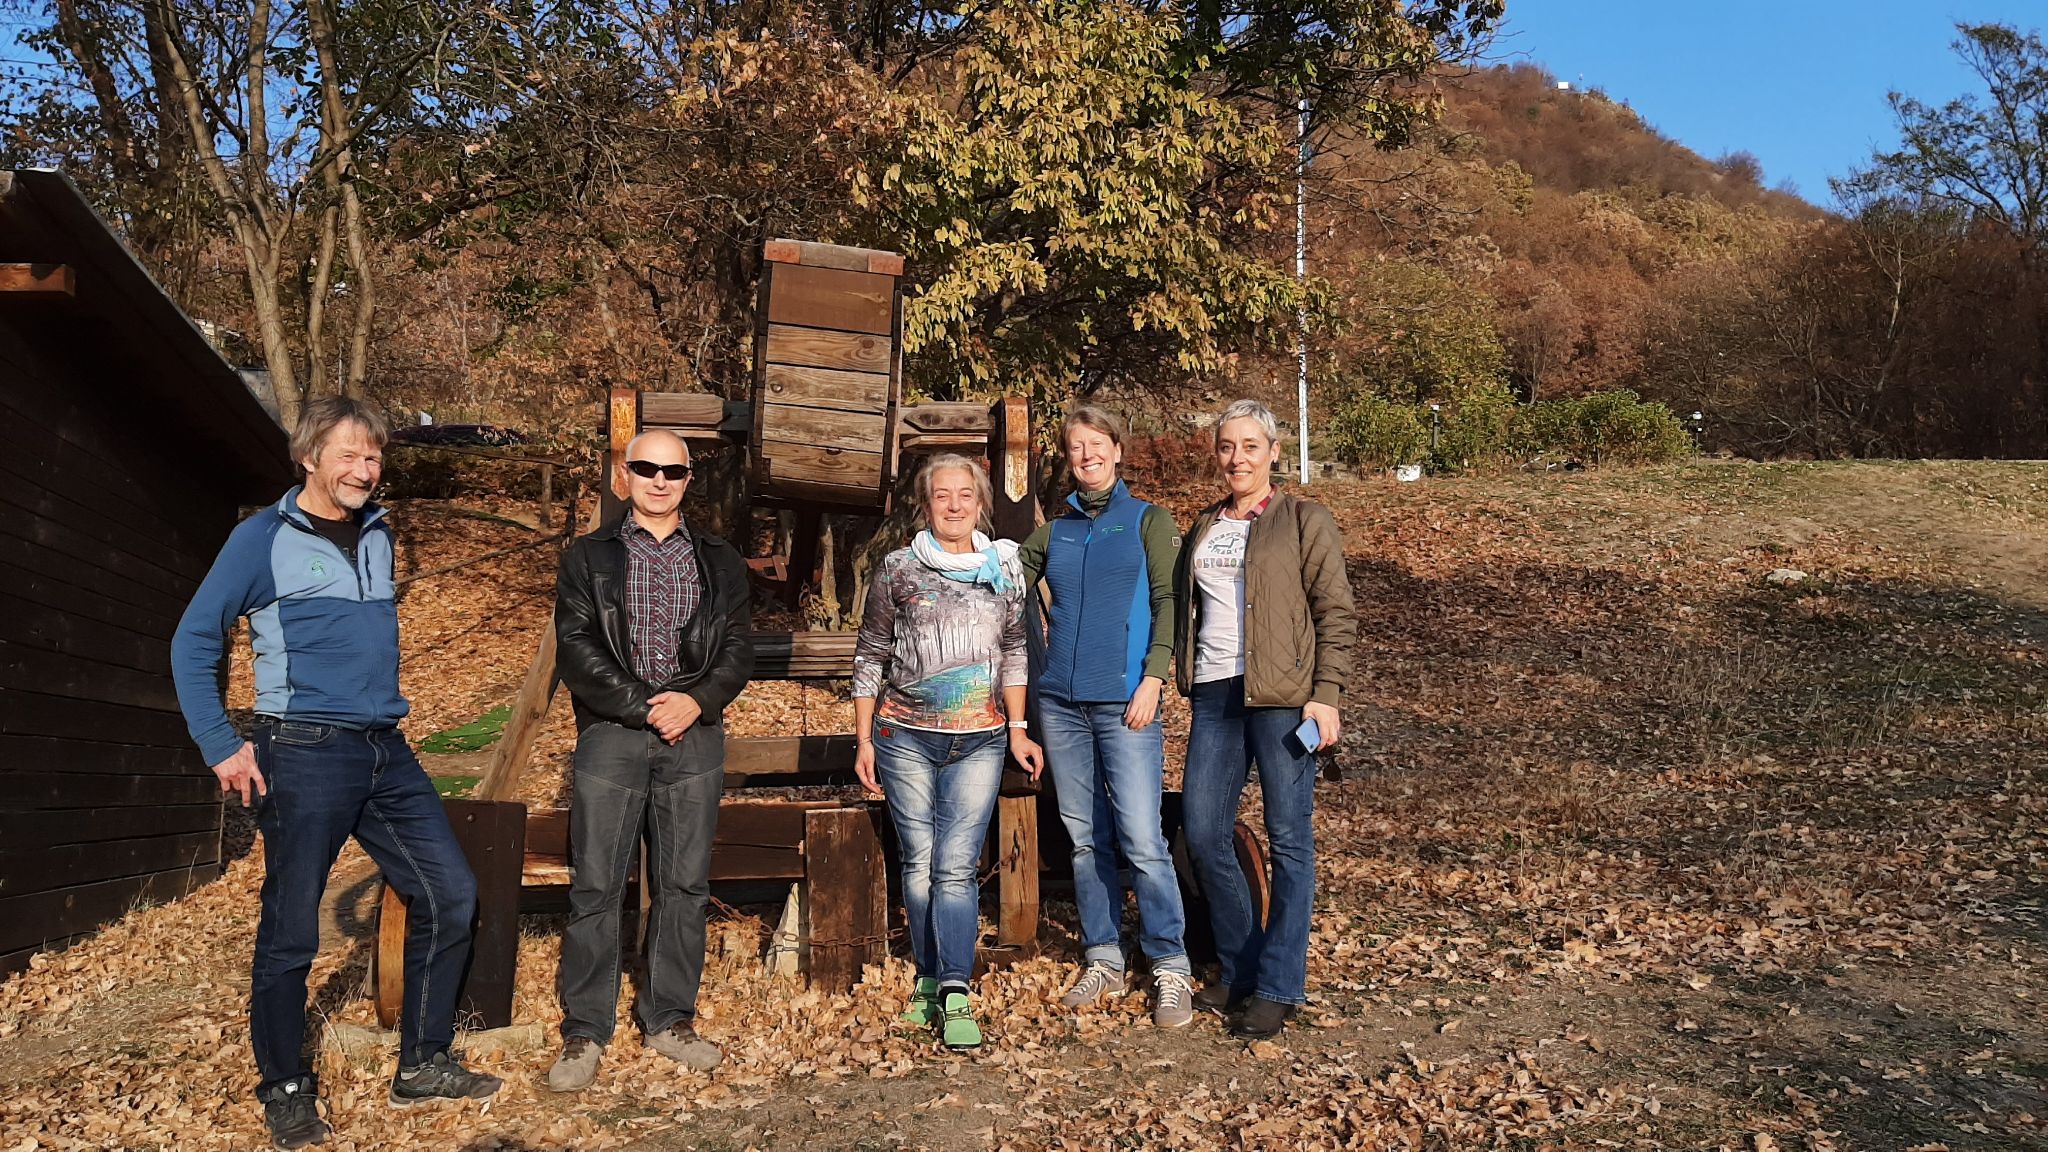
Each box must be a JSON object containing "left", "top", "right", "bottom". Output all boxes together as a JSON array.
[{"left": 0, "top": 313, "right": 241, "bottom": 975}]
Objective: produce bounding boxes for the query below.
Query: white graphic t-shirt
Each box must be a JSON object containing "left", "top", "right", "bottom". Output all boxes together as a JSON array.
[{"left": 1191, "top": 517, "right": 1252, "bottom": 684}]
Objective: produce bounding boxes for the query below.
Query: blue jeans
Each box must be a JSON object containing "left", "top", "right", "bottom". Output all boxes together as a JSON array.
[
  {"left": 874, "top": 724, "right": 1005, "bottom": 987},
  {"left": 1039, "top": 695, "right": 1189, "bottom": 975},
  {"left": 251, "top": 720, "right": 477, "bottom": 1087},
  {"left": 1181, "top": 678, "right": 1316, "bottom": 1006}
]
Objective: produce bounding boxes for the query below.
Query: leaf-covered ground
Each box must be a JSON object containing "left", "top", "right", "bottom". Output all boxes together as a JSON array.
[{"left": 2, "top": 460, "right": 2044, "bottom": 1151}]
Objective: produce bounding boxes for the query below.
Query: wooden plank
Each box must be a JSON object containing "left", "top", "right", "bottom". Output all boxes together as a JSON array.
[
  {"left": 444, "top": 798, "right": 526, "bottom": 1029},
  {"left": 374, "top": 884, "right": 405, "bottom": 1030},
  {"left": 803, "top": 806, "right": 886, "bottom": 991},
  {"left": 0, "top": 803, "right": 219, "bottom": 850},
  {"left": 638, "top": 392, "right": 727, "bottom": 430},
  {"left": 765, "top": 443, "right": 883, "bottom": 489},
  {"left": 0, "top": 640, "right": 182, "bottom": 713},
  {"left": 0, "top": 263, "right": 75, "bottom": 297},
  {"left": 0, "top": 530, "right": 191, "bottom": 631},
  {"left": 762, "top": 364, "right": 890, "bottom": 413},
  {"left": 996, "top": 794, "right": 1039, "bottom": 947},
  {"left": 0, "top": 769, "right": 220, "bottom": 810},
  {"left": 723, "top": 734, "right": 859, "bottom": 779},
  {"left": 0, "top": 391, "right": 230, "bottom": 551},
  {"left": 0, "top": 932, "right": 91, "bottom": 977},
  {"left": 0, "top": 590, "right": 174, "bottom": 677},
  {"left": 0, "top": 494, "right": 200, "bottom": 601},
  {"left": 761, "top": 403, "right": 886, "bottom": 454},
  {"left": 0, "top": 830, "right": 219, "bottom": 898},
  {"left": 744, "top": 631, "right": 857, "bottom": 680},
  {"left": 899, "top": 402, "right": 993, "bottom": 435},
  {"left": 0, "top": 411, "right": 221, "bottom": 560},
  {"left": 763, "top": 324, "right": 892, "bottom": 373},
  {"left": 0, "top": 733, "right": 203, "bottom": 776},
  {"left": 524, "top": 807, "right": 569, "bottom": 860},
  {"left": 0, "top": 864, "right": 220, "bottom": 954},
  {"left": 474, "top": 496, "right": 603, "bottom": 803},
  {"left": 765, "top": 264, "right": 895, "bottom": 335},
  {"left": 0, "top": 688, "right": 192, "bottom": 748},
  {"left": 763, "top": 239, "right": 905, "bottom": 277}
]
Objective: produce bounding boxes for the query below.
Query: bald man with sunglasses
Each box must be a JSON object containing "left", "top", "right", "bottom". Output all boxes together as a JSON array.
[{"left": 546, "top": 430, "right": 754, "bottom": 1090}]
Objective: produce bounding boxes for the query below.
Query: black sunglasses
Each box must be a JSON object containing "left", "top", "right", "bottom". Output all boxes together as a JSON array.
[{"left": 625, "top": 459, "right": 692, "bottom": 481}]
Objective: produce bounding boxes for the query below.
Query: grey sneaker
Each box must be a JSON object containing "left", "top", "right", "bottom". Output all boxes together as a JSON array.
[
  {"left": 645, "top": 1022, "right": 722, "bottom": 1071},
  {"left": 388, "top": 1051, "right": 502, "bottom": 1107},
  {"left": 1153, "top": 971, "right": 1195, "bottom": 1029},
  {"left": 257, "top": 1075, "right": 329, "bottom": 1149},
  {"left": 545, "top": 1036, "right": 601, "bottom": 1092},
  {"left": 1059, "top": 963, "right": 1127, "bottom": 1008}
]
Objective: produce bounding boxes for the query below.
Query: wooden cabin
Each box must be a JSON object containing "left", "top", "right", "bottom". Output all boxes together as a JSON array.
[{"left": 0, "top": 168, "right": 291, "bottom": 974}]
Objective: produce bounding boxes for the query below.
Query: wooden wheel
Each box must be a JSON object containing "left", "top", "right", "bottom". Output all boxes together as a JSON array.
[{"left": 371, "top": 883, "right": 405, "bottom": 1030}]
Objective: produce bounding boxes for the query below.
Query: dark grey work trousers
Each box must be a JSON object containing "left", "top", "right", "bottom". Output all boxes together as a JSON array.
[{"left": 557, "top": 719, "right": 723, "bottom": 1045}]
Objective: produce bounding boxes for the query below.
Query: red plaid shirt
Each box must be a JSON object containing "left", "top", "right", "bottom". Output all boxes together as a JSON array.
[{"left": 621, "top": 515, "right": 701, "bottom": 685}]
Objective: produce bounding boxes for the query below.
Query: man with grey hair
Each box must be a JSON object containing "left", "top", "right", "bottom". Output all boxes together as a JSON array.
[
  {"left": 173, "top": 397, "right": 499, "bottom": 1149},
  {"left": 546, "top": 428, "right": 755, "bottom": 1090}
]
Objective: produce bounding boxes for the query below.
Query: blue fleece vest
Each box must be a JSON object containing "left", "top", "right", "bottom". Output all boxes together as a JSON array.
[{"left": 1040, "top": 481, "right": 1152, "bottom": 703}]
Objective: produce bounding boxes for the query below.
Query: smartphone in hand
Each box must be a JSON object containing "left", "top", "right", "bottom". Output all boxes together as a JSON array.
[{"left": 1292, "top": 715, "right": 1321, "bottom": 755}]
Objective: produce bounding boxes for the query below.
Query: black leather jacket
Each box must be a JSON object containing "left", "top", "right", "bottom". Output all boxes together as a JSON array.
[{"left": 554, "top": 514, "right": 755, "bottom": 732}]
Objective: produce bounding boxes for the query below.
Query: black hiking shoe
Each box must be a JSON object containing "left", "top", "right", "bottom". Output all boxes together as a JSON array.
[
  {"left": 1227, "top": 997, "right": 1298, "bottom": 1039},
  {"left": 1193, "top": 983, "right": 1252, "bottom": 1018},
  {"left": 257, "top": 1074, "right": 330, "bottom": 1149},
  {"left": 388, "top": 1050, "right": 503, "bottom": 1107}
]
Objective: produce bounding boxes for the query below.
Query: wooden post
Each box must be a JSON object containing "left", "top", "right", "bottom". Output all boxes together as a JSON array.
[
  {"left": 370, "top": 800, "right": 527, "bottom": 1030},
  {"left": 538, "top": 462, "right": 554, "bottom": 529},
  {"left": 602, "top": 387, "right": 639, "bottom": 525},
  {"left": 444, "top": 798, "right": 527, "bottom": 1029},
  {"left": 373, "top": 885, "right": 406, "bottom": 1029},
  {"left": 996, "top": 794, "right": 1039, "bottom": 949},
  {"left": 987, "top": 396, "right": 1036, "bottom": 543},
  {"left": 802, "top": 806, "right": 887, "bottom": 992}
]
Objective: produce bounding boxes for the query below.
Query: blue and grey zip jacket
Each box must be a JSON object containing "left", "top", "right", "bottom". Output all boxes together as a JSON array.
[{"left": 171, "top": 487, "right": 407, "bottom": 765}]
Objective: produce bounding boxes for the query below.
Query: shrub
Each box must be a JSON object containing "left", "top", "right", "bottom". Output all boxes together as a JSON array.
[
  {"left": 1432, "top": 382, "right": 1519, "bottom": 471},
  {"left": 1515, "top": 390, "right": 1693, "bottom": 464},
  {"left": 1329, "top": 392, "right": 1428, "bottom": 470}
]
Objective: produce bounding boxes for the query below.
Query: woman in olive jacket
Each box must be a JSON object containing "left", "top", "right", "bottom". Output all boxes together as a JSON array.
[{"left": 1174, "top": 399, "right": 1356, "bottom": 1039}]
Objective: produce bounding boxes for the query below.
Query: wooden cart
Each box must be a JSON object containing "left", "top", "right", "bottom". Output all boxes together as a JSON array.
[{"left": 372, "top": 240, "right": 1266, "bottom": 1029}]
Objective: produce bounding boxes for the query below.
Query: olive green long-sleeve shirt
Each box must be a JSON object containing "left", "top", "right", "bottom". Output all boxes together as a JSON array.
[{"left": 1018, "top": 485, "right": 1180, "bottom": 683}]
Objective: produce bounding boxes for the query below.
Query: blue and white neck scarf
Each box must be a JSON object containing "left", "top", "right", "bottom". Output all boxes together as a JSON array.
[{"left": 911, "top": 529, "right": 1017, "bottom": 594}]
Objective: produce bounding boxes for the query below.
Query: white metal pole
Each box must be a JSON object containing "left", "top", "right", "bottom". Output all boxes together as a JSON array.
[{"left": 1295, "top": 94, "right": 1311, "bottom": 484}]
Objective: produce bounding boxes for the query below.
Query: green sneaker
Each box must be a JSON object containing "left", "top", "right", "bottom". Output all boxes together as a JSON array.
[
  {"left": 900, "top": 977, "right": 940, "bottom": 1027},
  {"left": 939, "top": 991, "right": 983, "bottom": 1051}
]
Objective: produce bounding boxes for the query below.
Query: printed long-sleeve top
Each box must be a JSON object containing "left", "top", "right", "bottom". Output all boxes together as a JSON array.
[{"left": 852, "top": 546, "right": 1029, "bottom": 732}]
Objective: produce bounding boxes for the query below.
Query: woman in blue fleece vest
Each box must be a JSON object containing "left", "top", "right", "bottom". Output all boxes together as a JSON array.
[{"left": 1018, "top": 405, "right": 1194, "bottom": 1030}]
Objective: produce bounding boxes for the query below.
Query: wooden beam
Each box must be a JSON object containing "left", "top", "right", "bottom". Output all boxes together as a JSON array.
[
  {"left": 803, "top": 806, "right": 887, "bottom": 991},
  {"left": 0, "top": 264, "right": 74, "bottom": 298},
  {"left": 988, "top": 396, "right": 1037, "bottom": 542},
  {"left": 762, "top": 238, "right": 905, "bottom": 278},
  {"left": 745, "top": 630, "right": 857, "bottom": 679},
  {"left": 995, "top": 794, "right": 1039, "bottom": 948}
]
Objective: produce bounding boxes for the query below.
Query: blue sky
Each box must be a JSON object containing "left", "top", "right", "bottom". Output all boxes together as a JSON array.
[{"left": 1499, "top": 0, "right": 2048, "bottom": 206}]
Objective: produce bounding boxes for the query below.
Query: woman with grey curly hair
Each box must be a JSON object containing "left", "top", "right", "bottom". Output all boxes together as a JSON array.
[{"left": 852, "top": 454, "right": 1045, "bottom": 1050}]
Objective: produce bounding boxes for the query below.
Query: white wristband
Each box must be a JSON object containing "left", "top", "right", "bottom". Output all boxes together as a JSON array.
[{"left": 1007, "top": 720, "right": 1029, "bottom": 729}]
